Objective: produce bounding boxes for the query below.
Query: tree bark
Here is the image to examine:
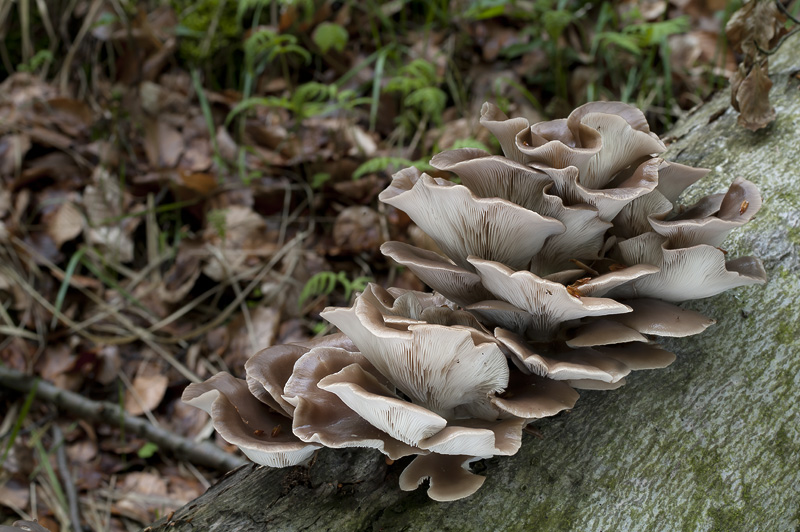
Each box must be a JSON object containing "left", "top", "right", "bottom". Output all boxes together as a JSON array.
[{"left": 146, "top": 33, "right": 800, "bottom": 532}]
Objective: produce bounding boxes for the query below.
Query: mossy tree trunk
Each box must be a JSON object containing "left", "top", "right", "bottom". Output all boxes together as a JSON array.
[{"left": 146, "top": 35, "right": 800, "bottom": 532}]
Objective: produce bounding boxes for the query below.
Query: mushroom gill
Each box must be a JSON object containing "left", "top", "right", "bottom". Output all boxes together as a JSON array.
[{"left": 184, "top": 101, "right": 765, "bottom": 501}]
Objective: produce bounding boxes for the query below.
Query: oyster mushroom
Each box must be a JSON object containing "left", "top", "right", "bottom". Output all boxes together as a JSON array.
[{"left": 184, "top": 100, "right": 765, "bottom": 503}]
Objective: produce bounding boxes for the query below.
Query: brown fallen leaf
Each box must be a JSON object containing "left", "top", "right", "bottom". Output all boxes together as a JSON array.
[
  {"left": 332, "top": 206, "right": 384, "bottom": 255},
  {"left": 223, "top": 305, "right": 281, "bottom": 375},
  {"left": 124, "top": 373, "right": 169, "bottom": 416},
  {"left": 113, "top": 472, "right": 170, "bottom": 524},
  {"left": 0, "top": 134, "right": 31, "bottom": 177},
  {"left": 0, "top": 479, "right": 30, "bottom": 511},
  {"left": 202, "top": 205, "right": 279, "bottom": 281},
  {"left": 143, "top": 117, "right": 184, "bottom": 168},
  {"left": 731, "top": 61, "right": 775, "bottom": 131},
  {"left": 726, "top": 0, "right": 786, "bottom": 56},
  {"left": 45, "top": 201, "right": 84, "bottom": 248}
]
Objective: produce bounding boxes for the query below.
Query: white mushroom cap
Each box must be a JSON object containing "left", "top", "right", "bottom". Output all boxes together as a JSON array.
[
  {"left": 541, "top": 157, "right": 661, "bottom": 221},
  {"left": 479, "top": 102, "right": 532, "bottom": 164},
  {"left": 430, "top": 148, "right": 551, "bottom": 212},
  {"left": 495, "top": 328, "right": 629, "bottom": 383},
  {"left": 649, "top": 177, "right": 762, "bottom": 247},
  {"left": 317, "top": 362, "right": 448, "bottom": 447},
  {"left": 516, "top": 103, "right": 666, "bottom": 189},
  {"left": 655, "top": 160, "right": 710, "bottom": 202},
  {"left": 416, "top": 418, "right": 526, "bottom": 456},
  {"left": 489, "top": 370, "right": 579, "bottom": 419}
]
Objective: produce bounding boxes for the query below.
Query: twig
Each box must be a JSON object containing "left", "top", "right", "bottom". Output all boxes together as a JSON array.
[
  {"left": 52, "top": 424, "right": 82, "bottom": 532},
  {"left": 0, "top": 365, "right": 246, "bottom": 472},
  {"left": 776, "top": 0, "right": 800, "bottom": 26}
]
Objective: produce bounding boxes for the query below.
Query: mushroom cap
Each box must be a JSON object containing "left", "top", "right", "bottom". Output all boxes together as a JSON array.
[
  {"left": 0, "top": 522, "right": 51, "bottom": 532},
  {"left": 613, "top": 233, "right": 767, "bottom": 301},
  {"left": 468, "top": 257, "right": 632, "bottom": 337},
  {"left": 399, "top": 454, "right": 486, "bottom": 502},
  {"left": 321, "top": 288, "right": 510, "bottom": 420},
  {"left": 182, "top": 373, "right": 320, "bottom": 468},
  {"left": 283, "top": 347, "right": 420, "bottom": 460},
  {"left": 379, "top": 170, "right": 564, "bottom": 271}
]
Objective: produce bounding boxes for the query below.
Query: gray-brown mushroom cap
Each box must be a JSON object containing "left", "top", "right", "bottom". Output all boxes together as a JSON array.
[
  {"left": 380, "top": 241, "right": 494, "bottom": 307},
  {"left": 182, "top": 373, "right": 320, "bottom": 467},
  {"left": 398, "top": 454, "right": 486, "bottom": 502}
]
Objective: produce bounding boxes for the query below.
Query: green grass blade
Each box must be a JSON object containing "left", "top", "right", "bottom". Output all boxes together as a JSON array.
[
  {"left": 1, "top": 377, "right": 38, "bottom": 464},
  {"left": 50, "top": 247, "right": 87, "bottom": 329}
]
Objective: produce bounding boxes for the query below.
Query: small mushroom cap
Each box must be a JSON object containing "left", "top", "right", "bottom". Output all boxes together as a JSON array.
[
  {"left": 612, "top": 189, "right": 674, "bottom": 239},
  {"left": 571, "top": 264, "right": 661, "bottom": 298},
  {"left": 609, "top": 298, "right": 715, "bottom": 337},
  {"left": 567, "top": 320, "right": 649, "bottom": 347},
  {"left": 245, "top": 344, "right": 308, "bottom": 416},
  {"left": 362, "top": 283, "right": 486, "bottom": 330},
  {"left": 567, "top": 378, "right": 627, "bottom": 390},
  {"left": 182, "top": 373, "right": 320, "bottom": 468},
  {"left": 517, "top": 103, "right": 665, "bottom": 189},
  {"left": 516, "top": 118, "right": 600, "bottom": 171},
  {"left": 495, "top": 328, "right": 629, "bottom": 383},
  {"left": 542, "top": 158, "right": 661, "bottom": 222},
  {"left": 490, "top": 370, "right": 579, "bottom": 419},
  {"left": 595, "top": 343, "right": 676, "bottom": 370},
  {"left": 416, "top": 418, "right": 526, "bottom": 456},
  {"left": 655, "top": 160, "right": 710, "bottom": 202},
  {"left": 399, "top": 454, "right": 486, "bottom": 502},
  {"left": 479, "top": 102, "right": 532, "bottom": 164},
  {"left": 649, "top": 177, "right": 762, "bottom": 247},
  {"left": 430, "top": 148, "right": 551, "bottom": 212}
]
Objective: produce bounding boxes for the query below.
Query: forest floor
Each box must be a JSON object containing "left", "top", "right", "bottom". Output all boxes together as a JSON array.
[{"left": 0, "top": 1, "right": 795, "bottom": 530}]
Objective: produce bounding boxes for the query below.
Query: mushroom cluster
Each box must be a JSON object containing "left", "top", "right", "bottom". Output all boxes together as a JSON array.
[{"left": 184, "top": 102, "right": 766, "bottom": 501}]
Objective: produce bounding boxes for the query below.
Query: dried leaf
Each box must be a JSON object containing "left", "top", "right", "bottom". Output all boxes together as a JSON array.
[
  {"left": 144, "top": 118, "right": 184, "bottom": 167},
  {"left": 124, "top": 373, "right": 169, "bottom": 416},
  {"left": 46, "top": 201, "right": 84, "bottom": 248},
  {"left": 0, "top": 134, "right": 31, "bottom": 177},
  {"left": 726, "top": 0, "right": 786, "bottom": 56},
  {"left": 733, "top": 62, "right": 775, "bottom": 131},
  {"left": 0, "top": 479, "right": 30, "bottom": 511},
  {"left": 114, "top": 472, "right": 169, "bottom": 523},
  {"left": 332, "top": 206, "right": 384, "bottom": 254}
]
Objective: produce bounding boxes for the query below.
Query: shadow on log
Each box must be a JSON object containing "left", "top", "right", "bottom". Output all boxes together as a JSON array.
[{"left": 146, "top": 33, "right": 800, "bottom": 532}]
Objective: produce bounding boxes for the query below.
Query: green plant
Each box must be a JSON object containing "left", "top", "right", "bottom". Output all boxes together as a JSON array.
[
  {"left": 384, "top": 57, "right": 448, "bottom": 132},
  {"left": 298, "top": 271, "right": 372, "bottom": 308},
  {"left": 352, "top": 156, "right": 434, "bottom": 180}
]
